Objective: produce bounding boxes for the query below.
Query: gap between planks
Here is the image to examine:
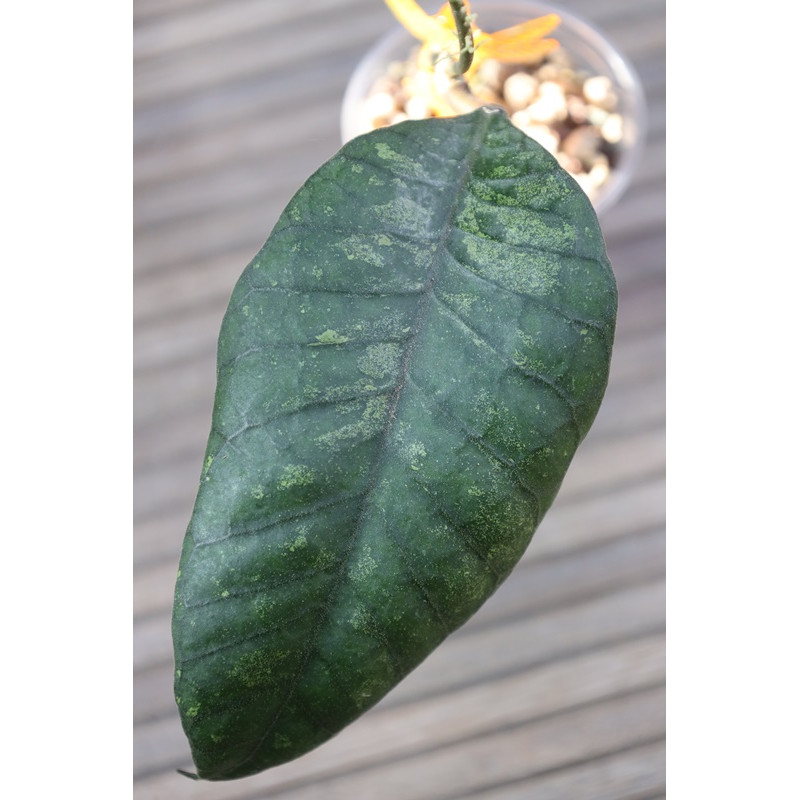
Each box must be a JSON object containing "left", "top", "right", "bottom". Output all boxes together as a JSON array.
[{"left": 135, "top": 627, "right": 664, "bottom": 793}]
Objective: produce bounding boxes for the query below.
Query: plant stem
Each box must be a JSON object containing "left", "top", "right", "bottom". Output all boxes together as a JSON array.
[{"left": 448, "top": 0, "right": 474, "bottom": 77}]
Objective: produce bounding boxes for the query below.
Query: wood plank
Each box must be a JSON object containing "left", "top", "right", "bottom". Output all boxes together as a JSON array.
[
  {"left": 133, "top": 425, "right": 663, "bottom": 569},
  {"left": 134, "top": 84, "right": 662, "bottom": 202},
  {"left": 133, "top": 1, "right": 665, "bottom": 795},
  {"left": 134, "top": 108, "right": 664, "bottom": 237},
  {"left": 133, "top": 256, "right": 664, "bottom": 420},
  {"left": 134, "top": 1, "right": 662, "bottom": 107},
  {"left": 135, "top": 509, "right": 192, "bottom": 569},
  {"left": 134, "top": 56, "right": 354, "bottom": 149},
  {"left": 134, "top": 131, "right": 339, "bottom": 230},
  {"left": 134, "top": 8, "right": 388, "bottom": 108},
  {"left": 137, "top": 565, "right": 663, "bottom": 687},
  {"left": 135, "top": 501, "right": 664, "bottom": 682},
  {"left": 130, "top": 399, "right": 663, "bottom": 526},
  {"left": 250, "top": 687, "right": 664, "bottom": 800},
  {"left": 134, "top": 0, "right": 375, "bottom": 62},
  {"left": 533, "top": 477, "right": 664, "bottom": 560},
  {"left": 463, "top": 739, "right": 665, "bottom": 799},
  {"left": 133, "top": 380, "right": 665, "bottom": 525},
  {"left": 133, "top": 167, "right": 665, "bottom": 281},
  {"left": 133, "top": 411, "right": 664, "bottom": 527},
  {"left": 134, "top": 72, "right": 664, "bottom": 234},
  {"left": 605, "top": 330, "right": 664, "bottom": 388},
  {"left": 132, "top": 0, "right": 664, "bottom": 50},
  {"left": 135, "top": 559, "right": 182, "bottom": 620},
  {"left": 132, "top": 169, "right": 665, "bottom": 338},
  {"left": 135, "top": 526, "right": 663, "bottom": 725},
  {"left": 134, "top": 472, "right": 663, "bottom": 625},
  {"left": 554, "top": 423, "right": 664, "bottom": 499},
  {"left": 135, "top": 554, "right": 662, "bottom": 686},
  {"left": 134, "top": 357, "right": 216, "bottom": 426},
  {"left": 591, "top": 373, "right": 664, "bottom": 438},
  {"left": 134, "top": 247, "right": 251, "bottom": 327},
  {"left": 135, "top": 631, "right": 664, "bottom": 792},
  {"left": 132, "top": 272, "right": 663, "bottom": 387},
  {"left": 133, "top": 313, "right": 664, "bottom": 471},
  {"left": 132, "top": 366, "right": 663, "bottom": 476},
  {"left": 135, "top": 98, "right": 344, "bottom": 191},
  {"left": 377, "top": 578, "right": 665, "bottom": 707}
]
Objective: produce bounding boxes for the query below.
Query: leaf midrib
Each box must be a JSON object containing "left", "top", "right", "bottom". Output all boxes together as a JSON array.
[{"left": 227, "top": 111, "right": 494, "bottom": 777}]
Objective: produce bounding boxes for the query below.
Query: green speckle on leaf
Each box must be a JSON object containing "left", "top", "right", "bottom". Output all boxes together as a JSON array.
[
  {"left": 277, "top": 464, "right": 314, "bottom": 490},
  {"left": 337, "top": 235, "right": 386, "bottom": 267},
  {"left": 349, "top": 603, "right": 370, "bottom": 630},
  {"left": 404, "top": 441, "right": 427, "bottom": 471},
  {"left": 316, "top": 394, "right": 390, "bottom": 449},
  {"left": 374, "top": 142, "right": 425, "bottom": 178},
  {"left": 357, "top": 342, "right": 401, "bottom": 380},
  {"left": 348, "top": 545, "right": 378, "bottom": 582},
  {"left": 284, "top": 529, "right": 308, "bottom": 553},
  {"left": 310, "top": 329, "right": 349, "bottom": 346},
  {"left": 172, "top": 109, "right": 616, "bottom": 781},
  {"left": 230, "top": 648, "right": 291, "bottom": 689}
]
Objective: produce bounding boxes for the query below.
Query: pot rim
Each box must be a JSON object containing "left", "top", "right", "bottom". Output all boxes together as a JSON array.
[{"left": 340, "top": 0, "right": 647, "bottom": 215}]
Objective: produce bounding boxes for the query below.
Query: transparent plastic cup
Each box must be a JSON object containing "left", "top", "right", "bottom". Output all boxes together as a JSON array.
[{"left": 341, "top": 1, "right": 647, "bottom": 215}]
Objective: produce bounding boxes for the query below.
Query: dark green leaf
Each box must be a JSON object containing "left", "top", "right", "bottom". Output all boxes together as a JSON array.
[{"left": 172, "top": 108, "right": 616, "bottom": 780}]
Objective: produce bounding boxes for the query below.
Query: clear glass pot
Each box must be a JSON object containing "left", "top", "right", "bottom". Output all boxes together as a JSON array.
[{"left": 341, "top": 1, "right": 647, "bottom": 215}]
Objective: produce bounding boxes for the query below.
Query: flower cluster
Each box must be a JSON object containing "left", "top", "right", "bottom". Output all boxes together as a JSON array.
[
  {"left": 385, "top": 0, "right": 560, "bottom": 78},
  {"left": 383, "top": 0, "right": 560, "bottom": 116}
]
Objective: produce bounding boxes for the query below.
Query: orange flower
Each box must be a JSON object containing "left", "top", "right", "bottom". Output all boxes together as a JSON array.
[{"left": 384, "top": 0, "right": 560, "bottom": 79}]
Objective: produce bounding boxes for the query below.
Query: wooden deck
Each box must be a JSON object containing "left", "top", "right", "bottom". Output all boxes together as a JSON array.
[{"left": 133, "top": 0, "right": 665, "bottom": 796}]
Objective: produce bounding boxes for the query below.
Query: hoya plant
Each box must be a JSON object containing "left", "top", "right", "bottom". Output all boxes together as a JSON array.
[{"left": 172, "top": 0, "right": 617, "bottom": 781}]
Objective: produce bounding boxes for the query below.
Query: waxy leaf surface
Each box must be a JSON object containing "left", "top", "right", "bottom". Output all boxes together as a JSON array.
[{"left": 172, "top": 109, "right": 617, "bottom": 780}]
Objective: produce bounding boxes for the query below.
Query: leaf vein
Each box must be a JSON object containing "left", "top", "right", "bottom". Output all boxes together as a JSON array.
[
  {"left": 431, "top": 290, "right": 582, "bottom": 443},
  {"left": 381, "top": 524, "right": 452, "bottom": 637},
  {"left": 340, "top": 151, "right": 446, "bottom": 190},
  {"left": 410, "top": 474, "right": 503, "bottom": 583},
  {"left": 407, "top": 374, "right": 543, "bottom": 511},
  {"left": 223, "top": 113, "right": 495, "bottom": 776},
  {"left": 195, "top": 489, "right": 369, "bottom": 548},
  {"left": 444, "top": 238, "right": 612, "bottom": 348},
  {"left": 176, "top": 605, "right": 318, "bottom": 667},
  {"left": 182, "top": 562, "right": 340, "bottom": 610},
  {"left": 236, "top": 284, "right": 426, "bottom": 301}
]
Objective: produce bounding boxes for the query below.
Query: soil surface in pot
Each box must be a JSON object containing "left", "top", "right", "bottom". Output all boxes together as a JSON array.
[{"left": 356, "top": 45, "right": 625, "bottom": 205}]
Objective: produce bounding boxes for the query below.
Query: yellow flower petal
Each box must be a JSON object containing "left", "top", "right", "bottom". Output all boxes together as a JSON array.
[
  {"left": 384, "top": 0, "right": 451, "bottom": 44},
  {"left": 476, "top": 14, "right": 560, "bottom": 60},
  {"left": 486, "top": 13, "right": 561, "bottom": 44},
  {"left": 477, "top": 37, "right": 560, "bottom": 65},
  {"left": 385, "top": 1, "right": 562, "bottom": 107}
]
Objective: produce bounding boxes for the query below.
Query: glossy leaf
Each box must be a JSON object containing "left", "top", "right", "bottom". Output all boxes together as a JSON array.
[{"left": 172, "top": 108, "right": 617, "bottom": 780}]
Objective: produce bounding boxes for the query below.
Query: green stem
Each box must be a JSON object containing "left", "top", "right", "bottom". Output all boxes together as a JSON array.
[{"left": 448, "top": 0, "right": 475, "bottom": 77}]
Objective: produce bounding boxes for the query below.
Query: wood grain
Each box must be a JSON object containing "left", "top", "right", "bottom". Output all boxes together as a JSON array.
[{"left": 133, "top": 0, "right": 665, "bottom": 795}]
